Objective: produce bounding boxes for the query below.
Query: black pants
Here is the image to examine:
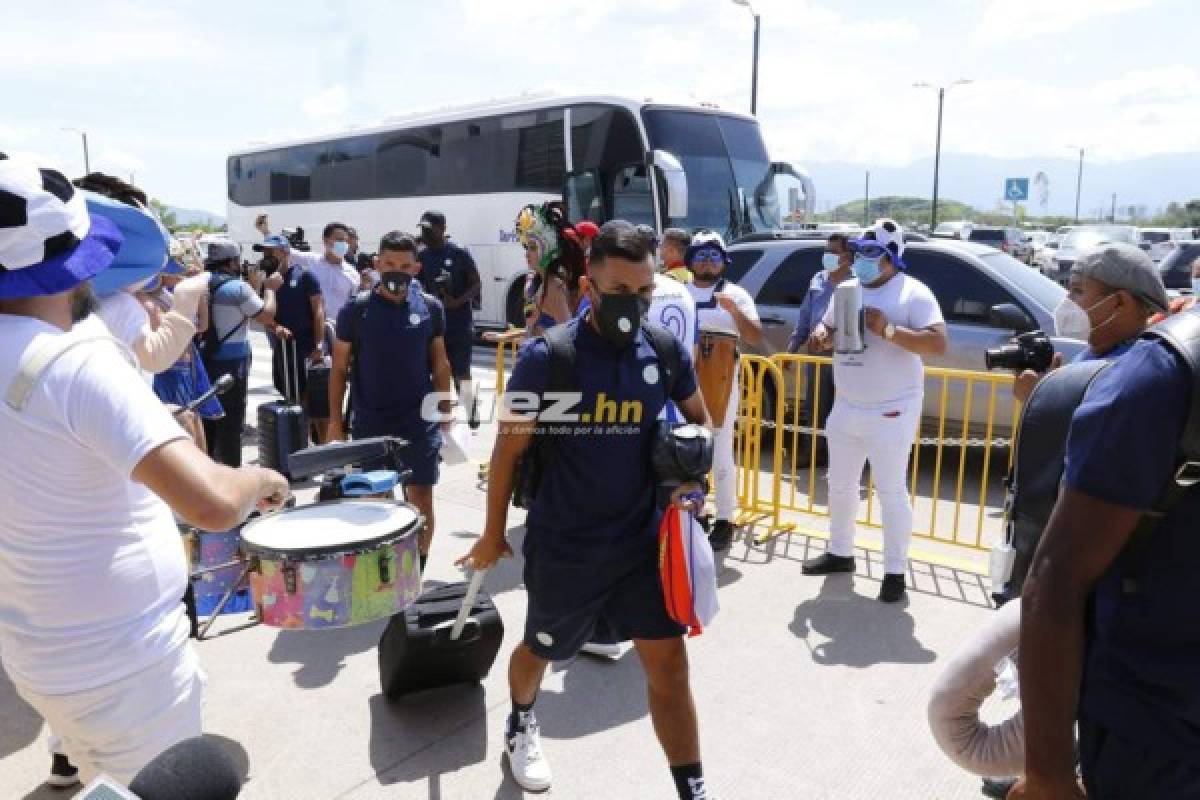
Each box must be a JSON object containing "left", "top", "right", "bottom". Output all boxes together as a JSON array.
[
  {"left": 202, "top": 356, "right": 250, "bottom": 468},
  {"left": 1080, "top": 715, "right": 1200, "bottom": 799}
]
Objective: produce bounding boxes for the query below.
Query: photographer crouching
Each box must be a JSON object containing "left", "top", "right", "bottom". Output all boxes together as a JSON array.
[{"left": 1001, "top": 244, "right": 1169, "bottom": 403}]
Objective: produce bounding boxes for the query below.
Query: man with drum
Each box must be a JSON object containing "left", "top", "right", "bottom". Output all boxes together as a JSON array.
[
  {"left": 327, "top": 231, "right": 454, "bottom": 573},
  {"left": 805, "top": 219, "right": 947, "bottom": 603},
  {"left": 0, "top": 159, "right": 289, "bottom": 787},
  {"left": 685, "top": 231, "right": 764, "bottom": 551},
  {"left": 458, "top": 221, "right": 717, "bottom": 799}
]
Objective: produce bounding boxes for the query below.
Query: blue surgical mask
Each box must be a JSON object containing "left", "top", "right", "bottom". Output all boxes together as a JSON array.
[
  {"left": 332, "top": 241, "right": 350, "bottom": 258},
  {"left": 821, "top": 253, "right": 840, "bottom": 273},
  {"left": 852, "top": 255, "right": 882, "bottom": 285}
]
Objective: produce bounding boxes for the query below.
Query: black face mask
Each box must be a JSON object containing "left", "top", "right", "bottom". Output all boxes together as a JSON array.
[
  {"left": 380, "top": 272, "right": 412, "bottom": 301},
  {"left": 592, "top": 291, "right": 649, "bottom": 350},
  {"left": 69, "top": 281, "right": 97, "bottom": 323}
]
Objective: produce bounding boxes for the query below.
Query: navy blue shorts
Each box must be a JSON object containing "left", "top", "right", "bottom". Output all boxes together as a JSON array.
[
  {"left": 522, "top": 535, "right": 685, "bottom": 661},
  {"left": 444, "top": 332, "right": 473, "bottom": 380},
  {"left": 352, "top": 422, "right": 441, "bottom": 486}
]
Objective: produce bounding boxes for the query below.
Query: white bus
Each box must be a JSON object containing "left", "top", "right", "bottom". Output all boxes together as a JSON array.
[{"left": 226, "top": 92, "right": 815, "bottom": 329}]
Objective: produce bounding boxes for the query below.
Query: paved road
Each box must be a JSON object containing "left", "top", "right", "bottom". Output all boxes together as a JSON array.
[{"left": 0, "top": 329, "right": 1001, "bottom": 799}]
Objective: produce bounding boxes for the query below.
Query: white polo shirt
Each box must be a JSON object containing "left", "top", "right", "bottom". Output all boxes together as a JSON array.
[{"left": 0, "top": 316, "right": 190, "bottom": 695}]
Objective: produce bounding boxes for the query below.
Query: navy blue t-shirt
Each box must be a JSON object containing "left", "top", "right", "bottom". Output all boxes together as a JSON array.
[
  {"left": 418, "top": 243, "right": 477, "bottom": 336},
  {"left": 274, "top": 266, "right": 322, "bottom": 351},
  {"left": 335, "top": 287, "right": 446, "bottom": 438},
  {"left": 1064, "top": 336, "right": 1200, "bottom": 765},
  {"left": 506, "top": 319, "right": 699, "bottom": 562}
]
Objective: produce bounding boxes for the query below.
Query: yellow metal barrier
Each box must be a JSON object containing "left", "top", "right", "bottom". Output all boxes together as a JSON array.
[
  {"left": 736, "top": 354, "right": 1020, "bottom": 563},
  {"left": 481, "top": 328, "right": 526, "bottom": 398}
]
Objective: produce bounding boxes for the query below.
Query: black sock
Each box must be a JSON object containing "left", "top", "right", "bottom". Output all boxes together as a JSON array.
[
  {"left": 419, "top": 553, "right": 428, "bottom": 574},
  {"left": 508, "top": 695, "right": 536, "bottom": 733},
  {"left": 671, "top": 763, "right": 706, "bottom": 799}
]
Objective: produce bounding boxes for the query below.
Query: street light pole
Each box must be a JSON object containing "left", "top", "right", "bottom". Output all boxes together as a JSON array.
[
  {"left": 62, "top": 127, "right": 90, "bottom": 174},
  {"left": 864, "top": 170, "right": 870, "bottom": 227},
  {"left": 732, "top": 0, "right": 760, "bottom": 116},
  {"left": 1067, "top": 146, "right": 1085, "bottom": 224},
  {"left": 914, "top": 79, "right": 972, "bottom": 231}
]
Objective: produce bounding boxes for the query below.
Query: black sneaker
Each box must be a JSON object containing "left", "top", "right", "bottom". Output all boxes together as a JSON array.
[
  {"left": 46, "top": 753, "right": 80, "bottom": 788},
  {"left": 879, "top": 573, "right": 907, "bottom": 603},
  {"left": 708, "top": 519, "right": 734, "bottom": 552},
  {"left": 801, "top": 552, "right": 856, "bottom": 575},
  {"left": 981, "top": 778, "right": 1017, "bottom": 799}
]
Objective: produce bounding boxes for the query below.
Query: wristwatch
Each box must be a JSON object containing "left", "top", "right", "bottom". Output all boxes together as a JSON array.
[{"left": 884, "top": 322, "right": 897, "bottom": 340}]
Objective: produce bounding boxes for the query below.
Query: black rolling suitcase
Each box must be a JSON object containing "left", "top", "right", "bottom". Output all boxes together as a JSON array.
[
  {"left": 379, "top": 571, "right": 504, "bottom": 699},
  {"left": 305, "top": 321, "right": 333, "bottom": 422},
  {"left": 257, "top": 338, "right": 309, "bottom": 479}
]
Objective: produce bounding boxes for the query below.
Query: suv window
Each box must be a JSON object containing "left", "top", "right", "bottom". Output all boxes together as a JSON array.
[
  {"left": 726, "top": 248, "right": 763, "bottom": 284},
  {"left": 756, "top": 247, "right": 821, "bottom": 306},
  {"left": 968, "top": 228, "right": 1005, "bottom": 244},
  {"left": 904, "top": 248, "right": 1025, "bottom": 326}
]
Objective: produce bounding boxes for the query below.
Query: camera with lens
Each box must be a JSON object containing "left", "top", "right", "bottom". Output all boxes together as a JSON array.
[
  {"left": 283, "top": 226, "right": 310, "bottom": 252},
  {"left": 985, "top": 330, "right": 1055, "bottom": 373},
  {"left": 258, "top": 253, "right": 280, "bottom": 276}
]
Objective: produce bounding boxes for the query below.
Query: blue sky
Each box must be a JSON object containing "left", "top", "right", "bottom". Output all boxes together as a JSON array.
[{"left": 5, "top": 0, "right": 1197, "bottom": 215}]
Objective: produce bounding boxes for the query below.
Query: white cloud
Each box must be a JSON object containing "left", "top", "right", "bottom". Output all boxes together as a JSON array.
[
  {"left": 94, "top": 149, "right": 147, "bottom": 175},
  {"left": 974, "top": 0, "right": 1162, "bottom": 41},
  {"left": 302, "top": 85, "right": 351, "bottom": 120}
]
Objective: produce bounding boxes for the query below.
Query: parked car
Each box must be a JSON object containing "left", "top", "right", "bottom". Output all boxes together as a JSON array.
[
  {"left": 1159, "top": 241, "right": 1200, "bottom": 291},
  {"left": 728, "top": 239, "right": 1085, "bottom": 440},
  {"left": 1049, "top": 225, "right": 1139, "bottom": 284},
  {"left": 964, "top": 226, "right": 1029, "bottom": 262},
  {"left": 1033, "top": 234, "right": 1061, "bottom": 275},
  {"left": 1139, "top": 227, "right": 1195, "bottom": 265},
  {"left": 932, "top": 220, "right": 974, "bottom": 240}
]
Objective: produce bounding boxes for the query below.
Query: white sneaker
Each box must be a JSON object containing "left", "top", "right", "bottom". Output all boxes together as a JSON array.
[
  {"left": 505, "top": 717, "right": 552, "bottom": 792},
  {"left": 579, "top": 641, "right": 622, "bottom": 659}
]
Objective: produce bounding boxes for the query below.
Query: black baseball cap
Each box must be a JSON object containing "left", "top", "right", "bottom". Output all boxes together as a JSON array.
[{"left": 418, "top": 211, "right": 446, "bottom": 229}]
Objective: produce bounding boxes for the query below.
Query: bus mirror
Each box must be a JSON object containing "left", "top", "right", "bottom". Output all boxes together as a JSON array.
[
  {"left": 770, "top": 162, "right": 816, "bottom": 220},
  {"left": 650, "top": 150, "right": 688, "bottom": 219}
]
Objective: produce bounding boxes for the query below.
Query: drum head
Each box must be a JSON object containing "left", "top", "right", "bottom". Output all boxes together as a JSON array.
[
  {"left": 240, "top": 501, "right": 421, "bottom": 562},
  {"left": 699, "top": 324, "right": 739, "bottom": 340}
]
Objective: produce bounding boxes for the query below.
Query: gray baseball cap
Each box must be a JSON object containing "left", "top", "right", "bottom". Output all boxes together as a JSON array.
[
  {"left": 204, "top": 241, "right": 242, "bottom": 266},
  {"left": 1072, "top": 242, "right": 1169, "bottom": 313}
]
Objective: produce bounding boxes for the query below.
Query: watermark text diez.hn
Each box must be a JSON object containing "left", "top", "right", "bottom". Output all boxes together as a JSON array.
[{"left": 422, "top": 390, "right": 643, "bottom": 431}]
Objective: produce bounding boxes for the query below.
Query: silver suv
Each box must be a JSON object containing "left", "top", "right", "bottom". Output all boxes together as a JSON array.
[{"left": 726, "top": 237, "right": 1085, "bottom": 439}]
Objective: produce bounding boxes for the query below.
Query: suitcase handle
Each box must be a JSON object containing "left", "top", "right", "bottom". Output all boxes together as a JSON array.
[
  {"left": 430, "top": 617, "right": 483, "bottom": 646},
  {"left": 450, "top": 569, "right": 486, "bottom": 641}
]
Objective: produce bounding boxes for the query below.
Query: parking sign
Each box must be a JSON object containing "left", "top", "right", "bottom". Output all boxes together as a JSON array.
[{"left": 1005, "top": 178, "right": 1030, "bottom": 203}]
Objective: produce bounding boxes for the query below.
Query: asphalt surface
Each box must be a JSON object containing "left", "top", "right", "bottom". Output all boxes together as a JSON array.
[{"left": 0, "top": 331, "right": 1003, "bottom": 799}]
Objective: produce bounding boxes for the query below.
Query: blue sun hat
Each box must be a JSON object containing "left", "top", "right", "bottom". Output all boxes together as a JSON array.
[
  {"left": 85, "top": 191, "right": 171, "bottom": 295},
  {"left": 0, "top": 159, "right": 124, "bottom": 300}
]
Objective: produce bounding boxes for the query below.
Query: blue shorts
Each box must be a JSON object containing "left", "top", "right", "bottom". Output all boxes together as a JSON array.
[
  {"left": 522, "top": 533, "right": 685, "bottom": 661},
  {"left": 352, "top": 421, "right": 441, "bottom": 487}
]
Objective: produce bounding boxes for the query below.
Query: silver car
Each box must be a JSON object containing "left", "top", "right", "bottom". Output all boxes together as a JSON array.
[
  {"left": 726, "top": 238, "right": 1086, "bottom": 439},
  {"left": 1049, "top": 225, "right": 1139, "bottom": 284}
]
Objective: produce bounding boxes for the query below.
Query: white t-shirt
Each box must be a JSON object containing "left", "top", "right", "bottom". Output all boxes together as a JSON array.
[
  {"left": 821, "top": 272, "right": 945, "bottom": 408},
  {"left": 687, "top": 279, "right": 759, "bottom": 335},
  {"left": 95, "top": 290, "right": 149, "bottom": 349},
  {"left": 648, "top": 273, "right": 698, "bottom": 422},
  {"left": 0, "top": 316, "right": 190, "bottom": 695},
  {"left": 293, "top": 250, "right": 359, "bottom": 321}
]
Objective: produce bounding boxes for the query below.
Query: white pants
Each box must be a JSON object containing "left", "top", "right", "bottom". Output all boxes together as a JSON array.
[
  {"left": 713, "top": 373, "right": 740, "bottom": 521},
  {"left": 826, "top": 396, "right": 921, "bottom": 575},
  {"left": 17, "top": 644, "right": 204, "bottom": 785}
]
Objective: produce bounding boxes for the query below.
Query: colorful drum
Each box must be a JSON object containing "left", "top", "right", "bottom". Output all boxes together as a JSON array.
[
  {"left": 697, "top": 325, "right": 740, "bottom": 425},
  {"left": 241, "top": 501, "right": 423, "bottom": 631},
  {"left": 185, "top": 527, "right": 252, "bottom": 616}
]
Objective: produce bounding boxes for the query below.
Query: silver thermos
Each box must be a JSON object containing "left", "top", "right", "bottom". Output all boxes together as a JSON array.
[{"left": 833, "top": 279, "right": 866, "bottom": 354}]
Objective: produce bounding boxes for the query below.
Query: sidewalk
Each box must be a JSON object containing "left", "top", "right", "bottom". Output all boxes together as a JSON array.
[{"left": 0, "top": 332, "right": 1000, "bottom": 799}]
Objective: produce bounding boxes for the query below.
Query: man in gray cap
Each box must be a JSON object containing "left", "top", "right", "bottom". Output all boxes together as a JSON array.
[{"left": 1013, "top": 242, "right": 1168, "bottom": 402}]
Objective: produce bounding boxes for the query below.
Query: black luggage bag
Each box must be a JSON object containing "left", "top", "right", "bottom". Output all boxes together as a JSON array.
[
  {"left": 378, "top": 571, "right": 504, "bottom": 699},
  {"left": 257, "top": 338, "right": 309, "bottom": 479}
]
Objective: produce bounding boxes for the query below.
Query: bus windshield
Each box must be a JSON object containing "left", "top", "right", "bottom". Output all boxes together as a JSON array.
[{"left": 642, "top": 109, "right": 780, "bottom": 239}]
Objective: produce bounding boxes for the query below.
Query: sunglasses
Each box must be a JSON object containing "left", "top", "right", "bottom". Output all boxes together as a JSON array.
[
  {"left": 855, "top": 243, "right": 887, "bottom": 259},
  {"left": 691, "top": 247, "right": 725, "bottom": 264}
]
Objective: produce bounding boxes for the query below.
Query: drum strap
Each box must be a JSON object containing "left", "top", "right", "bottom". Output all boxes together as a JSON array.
[
  {"left": 5, "top": 330, "right": 135, "bottom": 412},
  {"left": 693, "top": 279, "right": 727, "bottom": 311}
]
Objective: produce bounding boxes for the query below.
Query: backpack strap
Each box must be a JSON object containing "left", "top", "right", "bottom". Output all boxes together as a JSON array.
[
  {"left": 1120, "top": 310, "right": 1200, "bottom": 595},
  {"left": 641, "top": 322, "right": 682, "bottom": 403},
  {"left": 202, "top": 274, "right": 246, "bottom": 357},
  {"left": 347, "top": 290, "right": 372, "bottom": 384},
  {"left": 692, "top": 279, "right": 727, "bottom": 311}
]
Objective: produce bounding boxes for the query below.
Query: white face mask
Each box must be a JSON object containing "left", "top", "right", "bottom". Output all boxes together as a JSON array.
[
  {"left": 1193, "top": 277, "right": 1200, "bottom": 296},
  {"left": 1053, "top": 296, "right": 1091, "bottom": 340}
]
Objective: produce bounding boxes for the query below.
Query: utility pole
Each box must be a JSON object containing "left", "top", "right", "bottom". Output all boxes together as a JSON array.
[
  {"left": 914, "top": 80, "right": 972, "bottom": 231},
  {"left": 732, "top": 1, "right": 761, "bottom": 116},
  {"left": 864, "top": 170, "right": 870, "bottom": 227},
  {"left": 1066, "top": 145, "right": 1085, "bottom": 224},
  {"left": 1110, "top": 192, "right": 1117, "bottom": 223}
]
